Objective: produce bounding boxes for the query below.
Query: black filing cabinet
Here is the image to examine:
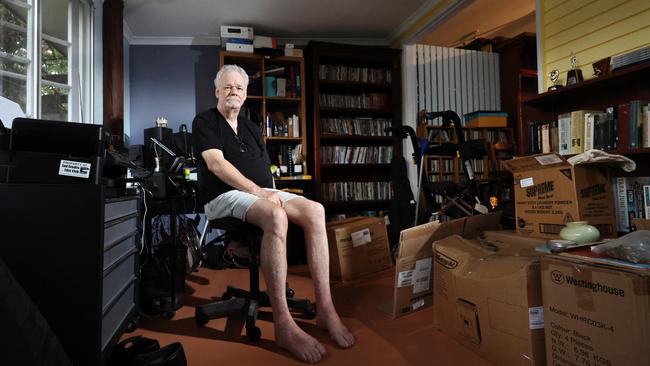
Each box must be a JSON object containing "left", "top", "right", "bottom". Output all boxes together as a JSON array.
[{"left": 0, "top": 184, "right": 140, "bottom": 365}]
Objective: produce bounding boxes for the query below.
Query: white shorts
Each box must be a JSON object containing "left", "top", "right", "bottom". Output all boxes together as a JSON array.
[{"left": 204, "top": 188, "right": 304, "bottom": 222}]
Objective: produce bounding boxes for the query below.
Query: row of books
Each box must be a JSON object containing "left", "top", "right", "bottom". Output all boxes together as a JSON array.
[
  {"left": 265, "top": 113, "right": 300, "bottom": 137},
  {"left": 319, "top": 93, "right": 389, "bottom": 110},
  {"left": 613, "top": 176, "right": 650, "bottom": 233},
  {"left": 273, "top": 144, "right": 303, "bottom": 177},
  {"left": 321, "top": 145, "right": 393, "bottom": 164},
  {"left": 427, "top": 158, "right": 455, "bottom": 172},
  {"left": 320, "top": 117, "right": 392, "bottom": 136},
  {"left": 427, "top": 174, "right": 455, "bottom": 183},
  {"left": 425, "top": 126, "right": 510, "bottom": 144},
  {"left": 527, "top": 100, "right": 650, "bottom": 154},
  {"left": 318, "top": 65, "right": 391, "bottom": 84},
  {"left": 321, "top": 181, "right": 393, "bottom": 202}
]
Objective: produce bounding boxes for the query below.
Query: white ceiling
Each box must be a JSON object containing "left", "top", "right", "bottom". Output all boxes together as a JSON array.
[{"left": 123, "top": 0, "right": 535, "bottom": 46}]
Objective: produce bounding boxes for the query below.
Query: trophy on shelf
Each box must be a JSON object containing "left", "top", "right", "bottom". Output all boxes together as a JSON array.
[
  {"left": 548, "top": 69, "right": 562, "bottom": 91},
  {"left": 566, "top": 56, "right": 584, "bottom": 86},
  {"left": 592, "top": 57, "right": 611, "bottom": 77}
]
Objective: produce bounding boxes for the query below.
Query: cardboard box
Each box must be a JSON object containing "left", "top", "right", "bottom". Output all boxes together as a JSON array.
[
  {"left": 377, "top": 212, "right": 502, "bottom": 318},
  {"left": 464, "top": 111, "right": 508, "bottom": 128},
  {"left": 326, "top": 216, "right": 391, "bottom": 282},
  {"left": 632, "top": 218, "right": 650, "bottom": 230},
  {"left": 504, "top": 153, "right": 616, "bottom": 239},
  {"left": 541, "top": 255, "right": 650, "bottom": 366},
  {"left": 434, "top": 230, "right": 548, "bottom": 366}
]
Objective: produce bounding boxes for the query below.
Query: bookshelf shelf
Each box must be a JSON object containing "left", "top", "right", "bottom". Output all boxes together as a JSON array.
[
  {"left": 320, "top": 134, "right": 392, "bottom": 142},
  {"left": 306, "top": 41, "right": 401, "bottom": 217},
  {"left": 266, "top": 96, "right": 302, "bottom": 102},
  {"left": 522, "top": 61, "right": 650, "bottom": 108},
  {"left": 520, "top": 59, "right": 650, "bottom": 155},
  {"left": 220, "top": 51, "right": 309, "bottom": 184},
  {"left": 419, "top": 125, "right": 514, "bottom": 185},
  {"left": 321, "top": 163, "right": 391, "bottom": 169},
  {"left": 318, "top": 79, "right": 392, "bottom": 89}
]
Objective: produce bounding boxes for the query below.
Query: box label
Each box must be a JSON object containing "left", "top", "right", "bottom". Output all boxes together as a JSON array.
[
  {"left": 351, "top": 228, "right": 371, "bottom": 247},
  {"left": 397, "top": 269, "right": 413, "bottom": 288},
  {"left": 528, "top": 306, "right": 544, "bottom": 329},
  {"left": 535, "top": 154, "right": 563, "bottom": 165},
  {"left": 520, "top": 177, "right": 534, "bottom": 188},
  {"left": 413, "top": 257, "right": 432, "bottom": 294},
  {"left": 58, "top": 159, "right": 91, "bottom": 179},
  {"left": 411, "top": 298, "right": 425, "bottom": 310}
]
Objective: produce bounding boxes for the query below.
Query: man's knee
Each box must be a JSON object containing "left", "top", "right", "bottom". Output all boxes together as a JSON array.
[
  {"left": 304, "top": 200, "right": 325, "bottom": 223},
  {"left": 265, "top": 206, "right": 289, "bottom": 238}
]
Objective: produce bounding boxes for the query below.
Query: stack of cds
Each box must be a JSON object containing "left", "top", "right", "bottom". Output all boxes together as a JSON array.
[{"left": 611, "top": 45, "right": 650, "bottom": 70}]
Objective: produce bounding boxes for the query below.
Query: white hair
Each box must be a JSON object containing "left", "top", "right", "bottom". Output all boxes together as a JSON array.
[{"left": 214, "top": 64, "right": 249, "bottom": 89}]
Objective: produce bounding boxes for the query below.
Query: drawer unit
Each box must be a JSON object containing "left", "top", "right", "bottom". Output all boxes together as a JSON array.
[
  {"left": 101, "top": 279, "right": 137, "bottom": 350},
  {"left": 104, "top": 214, "right": 138, "bottom": 249},
  {"left": 0, "top": 185, "right": 141, "bottom": 366},
  {"left": 102, "top": 249, "right": 137, "bottom": 308},
  {"left": 104, "top": 234, "right": 137, "bottom": 270},
  {"left": 105, "top": 197, "right": 139, "bottom": 222}
]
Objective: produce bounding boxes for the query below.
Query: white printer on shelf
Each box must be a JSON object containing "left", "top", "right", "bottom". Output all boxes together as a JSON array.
[{"left": 220, "top": 25, "right": 254, "bottom": 53}]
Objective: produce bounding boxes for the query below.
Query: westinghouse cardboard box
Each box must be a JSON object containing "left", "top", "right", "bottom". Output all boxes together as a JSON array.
[
  {"left": 325, "top": 216, "right": 392, "bottom": 282},
  {"left": 377, "top": 212, "right": 501, "bottom": 318},
  {"left": 541, "top": 255, "right": 650, "bottom": 366},
  {"left": 434, "top": 231, "right": 547, "bottom": 366},
  {"left": 503, "top": 153, "right": 616, "bottom": 239}
]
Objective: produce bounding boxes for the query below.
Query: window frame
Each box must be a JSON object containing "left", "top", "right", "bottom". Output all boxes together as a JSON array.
[{"left": 0, "top": 0, "right": 94, "bottom": 123}]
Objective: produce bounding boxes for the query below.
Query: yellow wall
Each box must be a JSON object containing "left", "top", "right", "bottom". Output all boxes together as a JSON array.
[{"left": 539, "top": 0, "right": 650, "bottom": 90}]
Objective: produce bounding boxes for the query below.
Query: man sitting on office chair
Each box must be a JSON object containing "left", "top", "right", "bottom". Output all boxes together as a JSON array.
[{"left": 192, "top": 65, "right": 355, "bottom": 363}]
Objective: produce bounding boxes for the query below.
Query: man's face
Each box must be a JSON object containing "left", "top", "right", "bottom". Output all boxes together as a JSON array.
[{"left": 216, "top": 71, "right": 247, "bottom": 111}]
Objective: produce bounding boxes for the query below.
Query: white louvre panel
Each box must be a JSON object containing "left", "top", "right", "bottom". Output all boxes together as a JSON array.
[{"left": 413, "top": 45, "right": 501, "bottom": 126}]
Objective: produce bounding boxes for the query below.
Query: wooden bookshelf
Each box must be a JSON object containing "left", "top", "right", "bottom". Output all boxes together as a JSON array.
[
  {"left": 420, "top": 125, "right": 515, "bottom": 184},
  {"left": 219, "top": 51, "right": 308, "bottom": 182},
  {"left": 494, "top": 32, "right": 548, "bottom": 155},
  {"left": 305, "top": 42, "right": 402, "bottom": 217},
  {"left": 520, "top": 60, "right": 650, "bottom": 161}
]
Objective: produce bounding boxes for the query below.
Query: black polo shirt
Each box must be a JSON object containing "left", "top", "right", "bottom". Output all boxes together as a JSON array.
[{"left": 192, "top": 108, "right": 273, "bottom": 206}]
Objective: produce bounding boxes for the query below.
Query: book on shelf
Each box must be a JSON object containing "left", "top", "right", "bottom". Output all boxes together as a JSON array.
[
  {"left": 569, "top": 110, "right": 601, "bottom": 154},
  {"left": 558, "top": 113, "right": 571, "bottom": 155},
  {"left": 613, "top": 176, "right": 650, "bottom": 233},
  {"left": 549, "top": 120, "right": 559, "bottom": 153},
  {"left": 584, "top": 112, "right": 606, "bottom": 151},
  {"left": 642, "top": 103, "right": 650, "bottom": 148},
  {"left": 276, "top": 78, "right": 286, "bottom": 97},
  {"left": 541, "top": 123, "right": 550, "bottom": 153}
]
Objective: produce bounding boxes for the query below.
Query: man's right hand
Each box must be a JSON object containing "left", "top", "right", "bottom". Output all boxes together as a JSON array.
[{"left": 257, "top": 188, "right": 284, "bottom": 207}]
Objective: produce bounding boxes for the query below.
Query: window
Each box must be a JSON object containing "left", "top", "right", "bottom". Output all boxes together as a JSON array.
[{"left": 0, "top": 0, "right": 93, "bottom": 122}]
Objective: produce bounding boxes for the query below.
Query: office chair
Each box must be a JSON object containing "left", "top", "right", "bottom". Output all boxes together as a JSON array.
[{"left": 194, "top": 217, "right": 316, "bottom": 341}]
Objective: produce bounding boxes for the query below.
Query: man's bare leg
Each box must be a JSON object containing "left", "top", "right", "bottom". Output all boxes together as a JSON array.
[
  {"left": 246, "top": 200, "right": 327, "bottom": 363},
  {"left": 285, "top": 199, "right": 355, "bottom": 348}
]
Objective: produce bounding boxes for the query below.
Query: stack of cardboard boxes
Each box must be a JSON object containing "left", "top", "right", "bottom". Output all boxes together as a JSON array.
[{"left": 323, "top": 153, "right": 645, "bottom": 366}]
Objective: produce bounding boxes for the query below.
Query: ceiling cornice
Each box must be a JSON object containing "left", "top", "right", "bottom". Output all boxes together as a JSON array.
[
  {"left": 389, "top": 0, "right": 471, "bottom": 47},
  {"left": 125, "top": 35, "right": 390, "bottom": 47},
  {"left": 123, "top": 19, "right": 134, "bottom": 44}
]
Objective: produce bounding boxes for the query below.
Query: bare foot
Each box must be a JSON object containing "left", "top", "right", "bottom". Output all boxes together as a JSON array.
[
  {"left": 316, "top": 312, "right": 355, "bottom": 348},
  {"left": 275, "top": 321, "right": 327, "bottom": 363}
]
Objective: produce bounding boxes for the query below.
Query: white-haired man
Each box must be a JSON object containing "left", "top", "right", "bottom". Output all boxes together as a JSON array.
[{"left": 192, "top": 65, "right": 354, "bottom": 363}]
